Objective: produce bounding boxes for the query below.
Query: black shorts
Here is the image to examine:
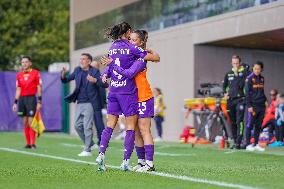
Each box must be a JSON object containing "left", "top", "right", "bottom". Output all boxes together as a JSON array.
[{"left": 18, "top": 96, "right": 37, "bottom": 117}]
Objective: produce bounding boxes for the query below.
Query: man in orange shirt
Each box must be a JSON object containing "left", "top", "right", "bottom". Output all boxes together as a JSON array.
[{"left": 12, "top": 56, "right": 42, "bottom": 149}]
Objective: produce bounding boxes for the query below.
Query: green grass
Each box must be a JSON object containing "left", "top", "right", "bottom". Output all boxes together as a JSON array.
[{"left": 0, "top": 132, "right": 284, "bottom": 189}]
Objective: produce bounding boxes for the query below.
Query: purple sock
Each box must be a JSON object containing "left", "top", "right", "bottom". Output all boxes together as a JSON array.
[
  {"left": 124, "top": 130, "right": 135, "bottom": 160},
  {"left": 99, "top": 127, "right": 113, "bottom": 154},
  {"left": 135, "top": 146, "right": 145, "bottom": 160},
  {"left": 144, "top": 144, "right": 154, "bottom": 161}
]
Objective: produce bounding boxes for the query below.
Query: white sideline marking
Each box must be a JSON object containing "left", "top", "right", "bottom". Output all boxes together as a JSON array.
[
  {"left": 0, "top": 147, "right": 260, "bottom": 189},
  {"left": 225, "top": 151, "right": 237, "bottom": 154}
]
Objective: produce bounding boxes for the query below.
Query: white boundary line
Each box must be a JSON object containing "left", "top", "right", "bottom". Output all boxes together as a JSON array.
[{"left": 0, "top": 147, "right": 260, "bottom": 189}]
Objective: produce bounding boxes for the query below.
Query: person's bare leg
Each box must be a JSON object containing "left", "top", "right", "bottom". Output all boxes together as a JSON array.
[
  {"left": 138, "top": 118, "right": 155, "bottom": 170},
  {"left": 138, "top": 118, "right": 153, "bottom": 145}
]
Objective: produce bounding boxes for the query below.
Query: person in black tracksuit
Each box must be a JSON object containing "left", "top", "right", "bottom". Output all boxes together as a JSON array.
[
  {"left": 245, "top": 61, "right": 267, "bottom": 151},
  {"left": 223, "top": 55, "right": 250, "bottom": 149}
]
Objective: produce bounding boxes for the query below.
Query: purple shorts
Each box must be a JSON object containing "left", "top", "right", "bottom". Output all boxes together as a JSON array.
[
  {"left": 107, "top": 92, "right": 138, "bottom": 117},
  {"left": 138, "top": 97, "right": 154, "bottom": 119}
]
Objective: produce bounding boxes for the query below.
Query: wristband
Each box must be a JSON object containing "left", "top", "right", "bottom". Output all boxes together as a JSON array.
[
  {"left": 37, "top": 96, "right": 42, "bottom": 103},
  {"left": 14, "top": 99, "right": 18, "bottom": 104}
]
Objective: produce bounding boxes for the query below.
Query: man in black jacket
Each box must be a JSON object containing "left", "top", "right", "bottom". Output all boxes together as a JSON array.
[
  {"left": 61, "top": 53, "right": 108, "bottom": 156},
  {"left": 223, "top": 55, "right": 249, "bottom": 149},
  {"left": 91, "top": 60, "right": 107, "bottom": 148}
]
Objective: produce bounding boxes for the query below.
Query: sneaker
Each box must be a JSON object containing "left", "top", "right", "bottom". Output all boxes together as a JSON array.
[
  {"left": 226, "top": 141, "right": 230, "bottom": 148},
  {"left": 268, "top": 141, "right": 283, "bottom": 148},
  {"left": 154, "top": 137, "right": 162, "bottom": 142},
  {"left": 235, "top": 144, "right": 241, "bottom": 150},
  {"left": 24, "top": 144, "right": 31, "bottom": 149},
  {"left": 136, "top": 163, "right": 155, "bottom": 172},
  {"left": 246, "top": 144, "right": 255, "bottom": 152},
  {"left": 96, "top": 153, "right": 106, "bottom": 171},
  {"left": 230, "top": 144, "right": 236, "bottom": 150},
  {"left": 254, "top": 144, "right": 265, "bottom": 152},
  {"left": 78, "top": 151, "right": 92, "bottom": 157},
  {"left": 31, "top": 144, "right": 37, "bottom": 149},
  {"left": 132, "top": 162, "right": 145, "bottom": 171},
  {"left": 120, "top": 159, "right": 131, "bottom": 171},
  {"left": 90, "top": 144, "right": 99, "bottom": 151}
]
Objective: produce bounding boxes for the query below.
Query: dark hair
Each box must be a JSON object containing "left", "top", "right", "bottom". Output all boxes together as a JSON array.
[
  {"left": 133, "top": 30, "right": 148, "bottom": 48},
  {"left": 21, "top": 56, "right": 32, "bottom": 62},
  {"left": 105, "top": 22, "right": 132, "bottom": 40},
  {"left": 134, "top": 30, "right": 148, "bottom": 42},
  {"left": 81, "top": 53, "right": 93, "bottom": 62},
  {"left": 271, "top": 89, "right": 278, "bottom": 95},
  {"left": 155, "top": 87, "right": 162, "bottom": 95},
  {"left": 232, "top": 55, "right": 241, "bottom": 62},
  {"left": 253, "top": 61, "right": 264, "bottom": 70}
]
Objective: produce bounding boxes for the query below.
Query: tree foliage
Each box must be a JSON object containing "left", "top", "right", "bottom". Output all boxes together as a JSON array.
[{"left": 0, "top": 0, "right": 69, "bottom": 71}]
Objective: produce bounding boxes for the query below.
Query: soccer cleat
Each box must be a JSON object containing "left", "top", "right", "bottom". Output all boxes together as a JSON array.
[
  {"left": 31, "top": 144, "right": 37, "bottom": 149},
  {"left": 78, "top": 151, "right": 92, "bottom": 157},
  {"left": 246, "top": 144, "right": 255, "bottom": 152},
  {"left": 136, "top": 163, "right": 155, "bottom": 172},
  {"left": 24, "top": 144, "right": 31, "bottom": 149},
  {"left": 120, "top": 159, "right": 131, "bottom": 171},
  {"left": 154, "top": 137, "right": 162, "bottom": 142},
  {"left": 132, "top": 162, "right": 145, "bottom": 171},
  {"left": 96, "top": 153, "right": 106, "bottom": 171},
  {"left": 254, "top": 144, "right": 265, "bottom": 152}
]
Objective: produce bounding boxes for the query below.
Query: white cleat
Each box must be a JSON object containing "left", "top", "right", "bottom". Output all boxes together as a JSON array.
[
  {"left": 78, "top": 151, "right": 92, "bottom": 157},
  {"left": 154, "top": 137, "right": 162, "bottom": 142},
  {"left": 120, "top": 159, "right": 131, "bottom": 171},
  {"left": 132, "top": 163, "right": 145, "bottom": 171},
  {"left": 246, "top": 144, "right": 255, "bottom": 152},
  {"left": 136, "top": 164, "right": 155, "bottom": 173},
  {"left": 254, "top": 144, "right": 265, "bottom": 152},
  {"left": 96, "top": 153, "right": 106, "bottom": 171}
]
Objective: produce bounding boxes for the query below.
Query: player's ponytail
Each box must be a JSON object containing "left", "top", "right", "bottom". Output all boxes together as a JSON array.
[{"left": 105, "top": 22, "right": 132, "bottom": 41}]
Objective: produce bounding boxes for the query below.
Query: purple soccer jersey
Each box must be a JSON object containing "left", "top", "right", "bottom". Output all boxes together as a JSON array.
[{"left": 107, "top": 39, "right": 147, "bottom": 94}]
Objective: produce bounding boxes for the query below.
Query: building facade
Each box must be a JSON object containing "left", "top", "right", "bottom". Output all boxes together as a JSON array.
[{"left": 70, "top": 0, "right": 284, "bottom": 141}]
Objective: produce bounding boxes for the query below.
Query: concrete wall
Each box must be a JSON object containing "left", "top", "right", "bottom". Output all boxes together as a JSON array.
[
  {"left": 195, "top": 45, "right": 284, "bottom": 97},
  {"left": 70, "top": 1, "right": 284, "bottom": 141}
]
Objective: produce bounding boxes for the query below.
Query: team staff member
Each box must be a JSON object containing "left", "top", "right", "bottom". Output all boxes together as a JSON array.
[
  {"left": 245, "top": 61, "right": 267, "bottom": 152},
  {"left": 12, "top": 56, "right": 42, "bottom": 149},
  {"left": 90, "top": 60, "right": 107, "bottom": 147},
  {"left": 61, "top": 53, "right": 108, "bottom": 157},
  {"left": 223, "top": 55, "right": 249, "bottom": 149}
]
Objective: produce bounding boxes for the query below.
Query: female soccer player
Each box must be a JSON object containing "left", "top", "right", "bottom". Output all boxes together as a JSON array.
[
  {"left": 96, "top": 22, "right": 159, "bottom": 171},
  {"left": 105, "top": 30, "right": 159, "bottom": 172}
]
